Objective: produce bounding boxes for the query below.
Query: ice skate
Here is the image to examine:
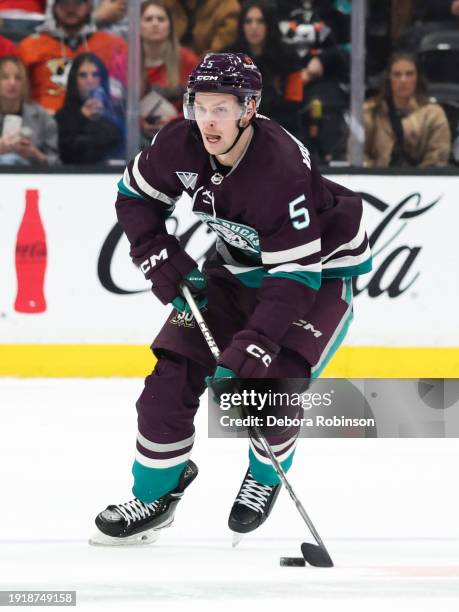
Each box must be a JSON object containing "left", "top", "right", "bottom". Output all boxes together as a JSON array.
[
  {"left": 228, "top": 468, "right": 281, "bottom": 546},
  {"left": 89, "top": 460, "right": 198, "bottom": 546}
]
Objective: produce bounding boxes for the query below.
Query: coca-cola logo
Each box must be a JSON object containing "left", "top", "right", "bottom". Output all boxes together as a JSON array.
[
  {"left": 354, "top": 192, "right": 440, "bottom": 298},
  {"left": 16, "top": 241, "right": 47, "bottom": 259},
  {"left": 98, "top": 191, "right": 439, "bottom": 299}
]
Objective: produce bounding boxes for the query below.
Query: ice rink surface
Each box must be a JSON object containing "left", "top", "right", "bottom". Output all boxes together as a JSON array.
[{"left": 1, "top": 378, "right": 458, "bottom": 611}]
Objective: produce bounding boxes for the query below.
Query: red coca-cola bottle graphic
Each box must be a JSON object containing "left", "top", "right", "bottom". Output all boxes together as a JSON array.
[{"left": 14, "top": 189, "right": 47, "bottom": 313}]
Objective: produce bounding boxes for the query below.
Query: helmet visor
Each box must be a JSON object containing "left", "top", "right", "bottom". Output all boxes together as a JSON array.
[{"left": 183, "top": 92, "right": 247, "bottom": 121}]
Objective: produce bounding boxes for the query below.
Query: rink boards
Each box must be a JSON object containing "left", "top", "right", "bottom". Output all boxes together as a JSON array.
[{"left": 0, "top": 171, "right": 458, "bottom": 377}]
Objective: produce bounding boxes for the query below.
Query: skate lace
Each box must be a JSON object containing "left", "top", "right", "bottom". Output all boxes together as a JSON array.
[
  {"left": 235, "top": 472, "right": 274, "bottom": 513},
  {"left": 113, "top": 499, "right": 160, "bottom": 526}
]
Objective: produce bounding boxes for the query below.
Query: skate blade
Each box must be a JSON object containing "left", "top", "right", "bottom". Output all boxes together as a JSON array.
[
  {"left": 231, "top": 531, "right": 244, "bottom": 548},
  {"left": 89, "top": 527, "right": 161, "bottom": 546},
  {"left": 89, "top": 516, "right": 174, "bottom": 547}
]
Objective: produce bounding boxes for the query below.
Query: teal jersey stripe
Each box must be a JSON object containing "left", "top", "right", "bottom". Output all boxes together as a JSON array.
[
  {"left": 322, "top": 256, "right": 372, "bottom": 279},
  {"left": 230, "top": 267, "right": 265, "bottom": 288},
  {"left": 231, "top": 267, "right": 321, "bottom": 290},
  {"left": 117, "top": 178, "right": 145, "bottom": 200},
  {"left": 270, "top": 270, "right": 321, "bottom": 290}
]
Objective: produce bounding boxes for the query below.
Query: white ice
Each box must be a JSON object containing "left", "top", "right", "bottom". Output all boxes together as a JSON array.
[{"left": 1, "top": 378, "right": 458, "bottom": 612}]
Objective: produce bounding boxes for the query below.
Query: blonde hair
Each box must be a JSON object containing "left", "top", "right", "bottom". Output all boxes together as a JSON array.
[
  {"left": 141, "top": 0, "right": 180, "bottom": 90},
  {"left": 0, "top": 56, "right": 30, "bottom": 112}
]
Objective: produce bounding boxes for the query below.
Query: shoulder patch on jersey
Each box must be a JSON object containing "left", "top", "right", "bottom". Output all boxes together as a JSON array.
[{"left": 176, "top": 171, "right": 198, "bottom": 190}]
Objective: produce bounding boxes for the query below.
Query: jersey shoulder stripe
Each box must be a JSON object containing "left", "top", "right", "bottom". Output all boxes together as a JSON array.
[{"left": 131, "top": 152, "right": 178, "bottom": 206}]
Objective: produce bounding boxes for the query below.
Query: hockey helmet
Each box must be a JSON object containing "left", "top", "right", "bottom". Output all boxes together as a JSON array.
[{"left": 183, "top": 53, "right": 262, "bottom": 120}]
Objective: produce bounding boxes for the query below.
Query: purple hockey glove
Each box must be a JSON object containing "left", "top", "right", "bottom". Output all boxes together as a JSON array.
[
  {"left": 133, "top": 238, "right": 199, "bottom": 305},
  {"left": 218, "top": 330, "right": 280, "bottom": 378}
]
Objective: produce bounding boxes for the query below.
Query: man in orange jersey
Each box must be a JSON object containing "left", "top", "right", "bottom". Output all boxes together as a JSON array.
[{"left": 18, "top": 0, "right": 127, "bottom": 113}]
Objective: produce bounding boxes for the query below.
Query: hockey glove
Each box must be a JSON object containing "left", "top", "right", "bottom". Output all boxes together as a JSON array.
[
  {"left": 206, "top": 366, "right": 238, "bottom": 406},
  {"left": 133, "top": 241, "right": 207, "bottom": 309},
  {"left": 218, "top": 330, "right": 280, "bottom": 378},
  {"left": 173, "top": 268, "right": 208, "bottom": 314}
]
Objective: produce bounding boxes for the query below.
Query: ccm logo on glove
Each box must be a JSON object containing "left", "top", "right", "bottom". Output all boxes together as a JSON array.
[
  {"left": 140, "top": 248, "right": 168, "bottom": 275},
  {"left": 246, "top": 344, "right": 272, "bottom": 368}
]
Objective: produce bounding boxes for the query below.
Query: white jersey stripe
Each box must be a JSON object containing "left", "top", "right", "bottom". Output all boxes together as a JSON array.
[
  {"left": 122, "top": 168, "right": 143, "bottom": 197},
  {"left": 261, "top": 238, "right": 321, "bottom": 265},
  {"left": 250, "top": 435, "right": 297, "bottom": 453},
  {"left": 268, "top": 262, "right": 321, "bottom": 275},
  {"left": 249, "top": 438, "right": 298, "bottom": 464},
  {"left": 322, "top": 244, "right": 372, "bottom": 269},
  {"left": 223, "top": 264, "right": 264, "bottom": 274},
  {"left": 137, "top": 431, "right": 195, "bottom": 453},
  {"left": 135, "top": 449, "right": 191, "bottom": 469},
  {"left": 132, "top": 152, "right": 177, "bottom": 206},
  {"left": 323, "top": 215, "right": 366, "bottom": 262}
]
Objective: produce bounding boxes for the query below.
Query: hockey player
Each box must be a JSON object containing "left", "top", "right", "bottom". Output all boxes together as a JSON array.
[{"left": 91, "top": 53, "right": 372, "bottom": 545}]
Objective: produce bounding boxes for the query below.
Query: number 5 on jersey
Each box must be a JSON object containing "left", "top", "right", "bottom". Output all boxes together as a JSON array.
[{"left": 289, "top": 194, "right": 310, "bottom": 230}]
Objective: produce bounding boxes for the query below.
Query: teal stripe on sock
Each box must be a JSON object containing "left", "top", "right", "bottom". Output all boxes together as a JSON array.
[
  {"left": 132, "top": 460, "right": 187, "bottom": 503},
  {"left": 248, "top": 447, "right": 296, "bottom": 486}
]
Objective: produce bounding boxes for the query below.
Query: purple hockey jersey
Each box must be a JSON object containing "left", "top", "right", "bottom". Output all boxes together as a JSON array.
[{"left": 116, "top": 116, "right": 371, "bottom": 344}]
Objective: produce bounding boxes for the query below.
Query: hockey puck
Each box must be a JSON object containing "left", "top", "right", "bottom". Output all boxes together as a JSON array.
[{"left": 280, "top": 557, "right": 306, "bottom": 567}]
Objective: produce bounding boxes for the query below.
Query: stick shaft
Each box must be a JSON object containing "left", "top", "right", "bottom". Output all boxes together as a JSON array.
[
  {"left": 181, "top": 285, "right": 330, "bottom": 553},
  {"left": 181, "top": 285, "right": 221, "bottom": 360}
]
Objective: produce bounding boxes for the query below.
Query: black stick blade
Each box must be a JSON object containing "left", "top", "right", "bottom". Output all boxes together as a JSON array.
[{"left": 301, "top": 543, "right": 334, "bottom": 568}]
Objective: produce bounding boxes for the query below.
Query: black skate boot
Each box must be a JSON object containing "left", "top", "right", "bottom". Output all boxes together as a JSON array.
[
  {"left": 89, "top": 460, "right": 198, "bottom": 546},
  {"left": 228, "top": 468, "right": 281, "bottom": 545}
]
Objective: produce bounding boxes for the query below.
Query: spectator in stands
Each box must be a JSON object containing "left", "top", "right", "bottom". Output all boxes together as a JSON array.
[
  {"left": 163, "top": 0, "right": 240, "bottom": 56},
  {"left": 18, "top": 0, "right": 127, "bottom": 113},
  {"left": 0, "top": 32, "right": 17, "bottom": 56},
  {"left": 92, "top": 0, "right": 127, "bottom": 38},
  {"left": 413, "top": 0, "right": 459, "bottom": 23},
  {"left": 140, "top": 0, "right": 198, "bottom": 143},
  {"left": 0, "top": 1, "right": 46, "bottom": 35},
  {"left": 55, "top": 52, "right": 123, "bottom": 164},
  {"left": 363, "top": 52, "right": 451, "bottom": 167},
  {"left": 0, "top": 55, "right": 58, "bottom": 164},
  {"left": 277, "top": 0, "right": 351, "bottom": 162},
  {"left": 224, "top": 0, "right": 303, "bottom": 138},
  {"left": 398, "top": 0, "right": 459, "bottom": 52}
]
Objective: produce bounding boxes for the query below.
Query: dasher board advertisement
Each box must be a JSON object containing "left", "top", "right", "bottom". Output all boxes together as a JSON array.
[{"left": 0, "top": 173, "right": 458, "bottom": 375}]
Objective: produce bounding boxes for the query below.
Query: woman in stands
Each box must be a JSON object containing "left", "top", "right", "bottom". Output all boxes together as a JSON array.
[
  {"left": 140, "top": 0, "right": 198, "bottom": 142},
  {"left": 224, "top": 0, "right": 303, "bottom": 139},
  {"left": 0, "top": 55, "right": 58, "bottom": 165},
  {"left": 364, "top": 51, "right": 451, "bottom": 167},
  {"left": 55, "top": 52, "right": 124, "bottom": 164}
]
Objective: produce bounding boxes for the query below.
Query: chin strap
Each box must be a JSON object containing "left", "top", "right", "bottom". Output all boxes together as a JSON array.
[{"left": 220, "top": 121, "right": 250, "bottom": 155}]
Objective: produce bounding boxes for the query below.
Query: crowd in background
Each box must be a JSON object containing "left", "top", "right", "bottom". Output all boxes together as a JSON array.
[{"left": 0, "top": 0, "right": 456, "bottom": 168}]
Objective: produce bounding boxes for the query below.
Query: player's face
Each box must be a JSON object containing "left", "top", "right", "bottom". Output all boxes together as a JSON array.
[
  {"left": 0, "top": 61, "right": 22, "bottom": 101},
  {"left": 194, "top": 92, "right": 252, "bottom": 155},
  {"left": 390, "top": 59, "right": 417, "bottom": 100},
  {"left": 141, "top": 4, "right": 170, "bottom": 44}
]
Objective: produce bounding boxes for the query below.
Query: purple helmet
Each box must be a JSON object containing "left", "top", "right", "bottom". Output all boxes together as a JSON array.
[{"left": 183, "top": 53, "right": 262, "bottom": 119}]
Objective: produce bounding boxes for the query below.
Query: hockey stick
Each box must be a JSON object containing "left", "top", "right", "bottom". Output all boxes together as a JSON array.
[{"left": 181, "top": 285, "right": 334, "bottom": 568}]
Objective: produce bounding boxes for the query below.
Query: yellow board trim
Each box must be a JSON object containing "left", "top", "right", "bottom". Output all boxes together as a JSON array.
[{"left": 0, "top": 345, "right": 458, "bottom": 377}]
